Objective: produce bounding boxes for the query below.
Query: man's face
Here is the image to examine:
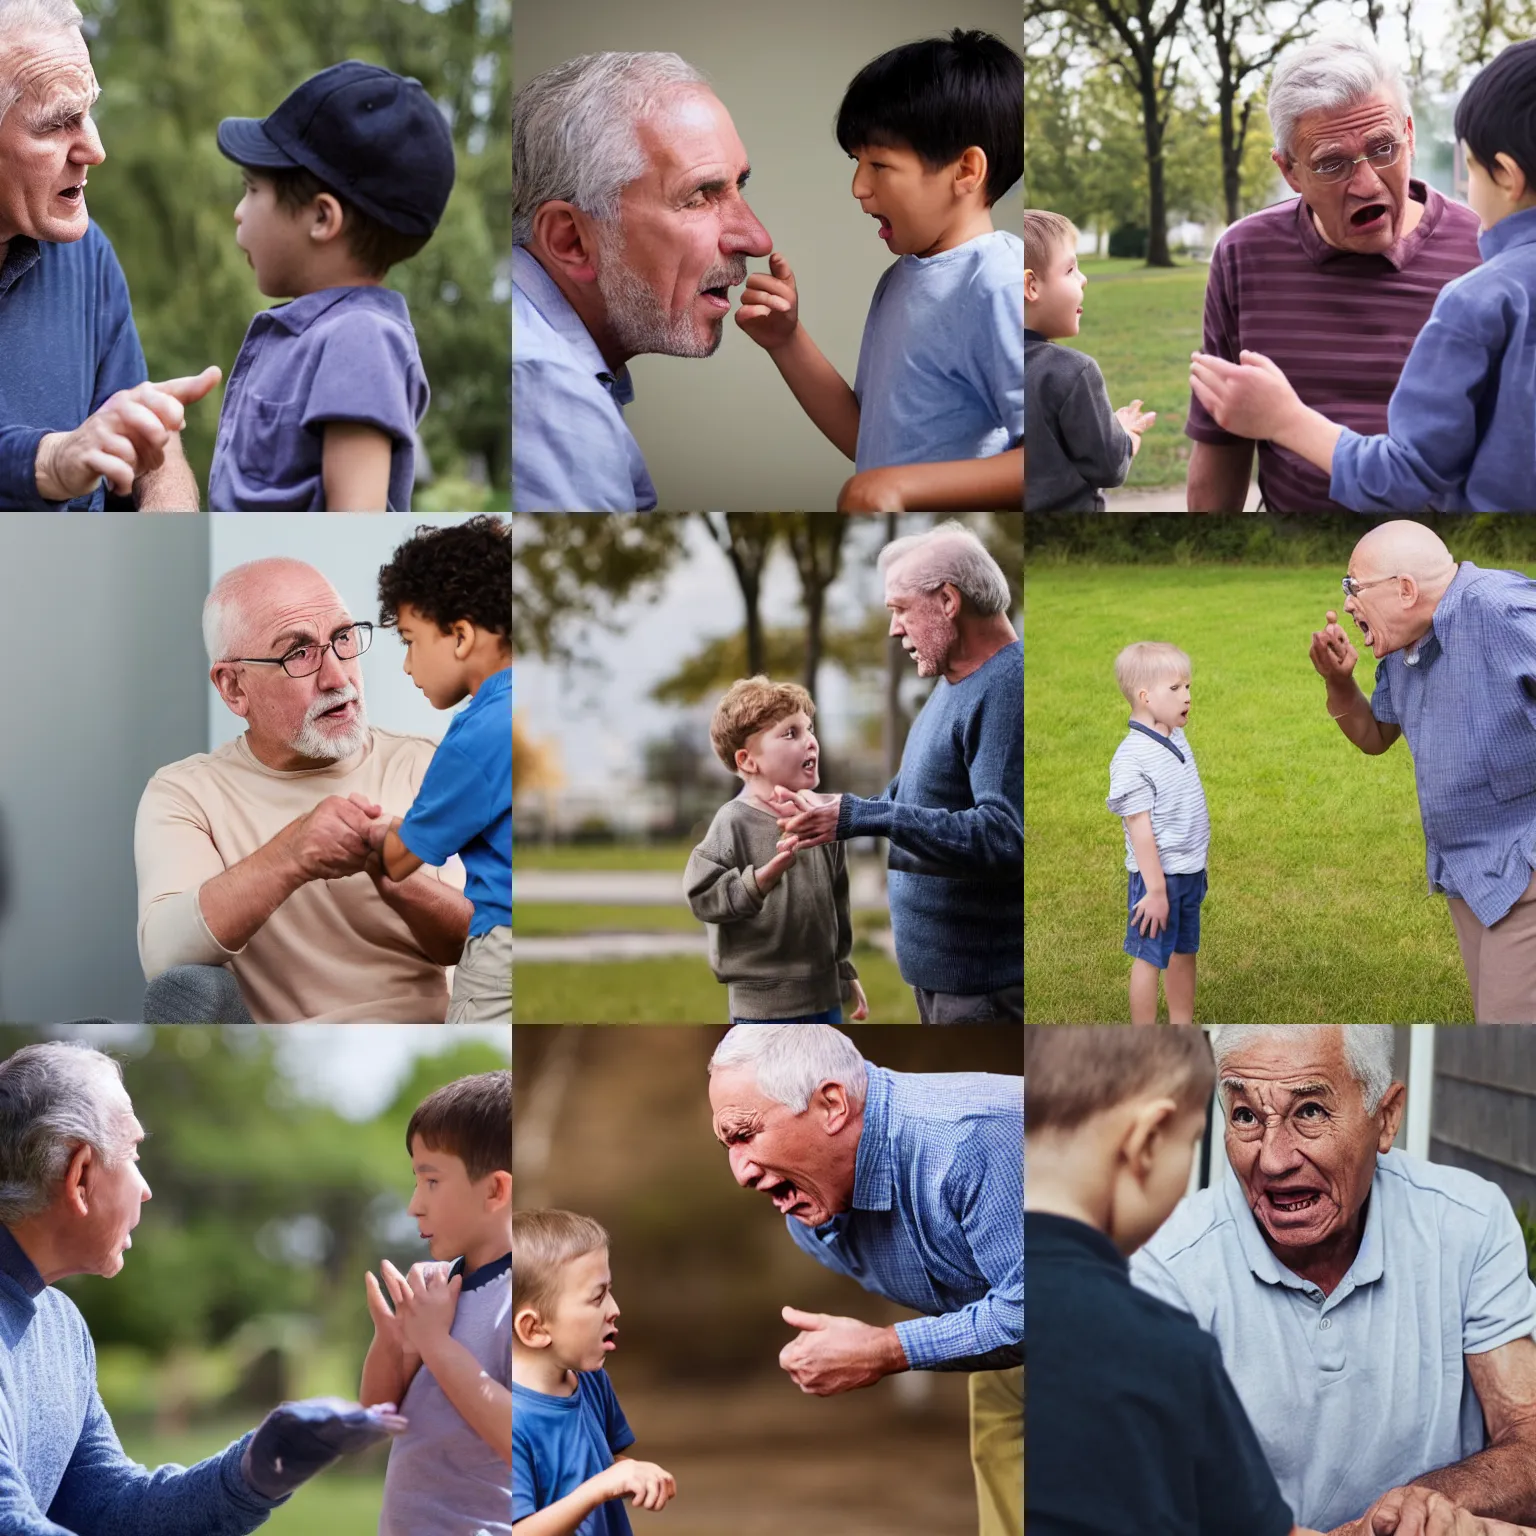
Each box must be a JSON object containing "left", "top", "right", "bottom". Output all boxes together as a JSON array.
[
  {"left": 738, "top": 709, "right": 818, "bottom": 791},
  {"left": 596, "top": 90, "right": 771, "bottom": 360},
  {"left": 1342, "top": 554, "right": 1416, "bottom": 658},
  {"left": 83, "top": 1105, "right": 151, "bottom": 1279},
  {"left": 395, "top": 603, "right": 469, "bottom": 711},
  {"left": 406, "top": 1136, "right": 492, "bottom": 1265},
  {"left": 885, "top": 572, "right": 957, "bottom": 678},
  {"left": 0, "top": 28, "right": 104, "bottom": 246},
  {"left": 709, "top": 1068, "right": 854, "bottom": 1227},
  {"left": 1275, "top": 91, "right": 1415, "bottom": 255},
  {"left": 1220, "top": 1029, "right": 1392, "bottom": 1257}
]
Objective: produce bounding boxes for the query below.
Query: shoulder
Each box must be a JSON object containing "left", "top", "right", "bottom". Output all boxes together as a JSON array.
[
  {"left": 1136, "top": 1184, "right": 1233, "bottom": 1272},
  {"left": 1376, "top": 1147, "right": 1515, "bottom": 1227},
  {"left": 577, "top": 1367, "right": 625, "bottom": 1414},
  {"left": 961, "top": 232, "right": 1025, "bottom": 296},
  {"left": 310, "top": 292, "right": 420, "bottom": 358},
  {"left": 1210, "top": 198, "right": 1302, "bottom": 265},
  {"left": 142, "top": 740, "right": 242, "bottom": 798}
]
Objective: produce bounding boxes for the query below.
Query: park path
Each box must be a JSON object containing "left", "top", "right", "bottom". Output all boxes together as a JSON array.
[
  {"left": 515, "top": 928, "right": 899, "bottom": 962},
  {"left": 516, "top": 866, "right": 890, "bottom": 908},
  {"left": 1104, "top": 482, "right": 1262, "bottom": 511}
]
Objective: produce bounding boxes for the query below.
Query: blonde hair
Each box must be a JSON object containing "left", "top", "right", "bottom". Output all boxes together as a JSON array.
[
  {"left": 709, "top": 676, "right": 815, "bottom": 775},
  {"left": 513, "top": 1208, "right": 610, "bottom": 1326},
  {"left": 1114, "top": 641, "right": 1191, "bottom": 706},
  {"left": 1024, "top": 208, "right": 1077, "bottom": 273}
]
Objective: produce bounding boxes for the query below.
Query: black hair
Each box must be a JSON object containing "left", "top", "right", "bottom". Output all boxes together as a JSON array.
[
  {"left": 255, "top": 164, "right": 430, "bottom": 278},
  {"left": 377, "top": 515, "right": 511, "bottom": 639},
  {"left": 834, "top": 29, "right": 1023, "bottom": 205},
  {"left": 1453, "top": 37, "right": 1536, "bottom": 188}
]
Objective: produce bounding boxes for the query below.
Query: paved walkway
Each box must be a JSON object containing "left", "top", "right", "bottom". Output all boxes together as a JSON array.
[
  {"left": 515, "top": 926, "right": 898, "bottom": 963},
  {"left": 1103, "top": 482, "right": 1262, "bottom": 511},
  {"left": 517, "top": 866, "right": 890, "bottom": 908}
]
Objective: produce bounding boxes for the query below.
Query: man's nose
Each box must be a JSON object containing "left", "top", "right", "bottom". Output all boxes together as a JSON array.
[
  {"left": 75, "top": 118, "right": 105, "bottom": 166},
  {"left": 724, "top": 195, "right": 772, "bottom": 258},
  {"left": 315, "top": 644, "right": 349, "bottom": 689},
  {"left": 1345, "top": 155, "right": 1387, "bottom": 198},
  {"left": 727, "top": 1146, "right": 757, "bottom": 1187},
  {"left": 1254, "top": 1122, "right": 1303, "bottom": 1173},
  {"left": 139, "top": 1174, "right": 152, "bottom": 1203}
]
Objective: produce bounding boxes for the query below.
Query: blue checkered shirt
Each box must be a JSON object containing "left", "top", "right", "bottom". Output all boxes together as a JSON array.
[
  {"left": 784, "top": 1064, "right": 1022, "bottom": 1368},
  {"left": 1370, "top": 560, "right": 1536, "bottom": 926}
]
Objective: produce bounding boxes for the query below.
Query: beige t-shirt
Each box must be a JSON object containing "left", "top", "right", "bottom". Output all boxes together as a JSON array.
[{"left": 135, "top": 729, "right": 466, "bottom": 1024}]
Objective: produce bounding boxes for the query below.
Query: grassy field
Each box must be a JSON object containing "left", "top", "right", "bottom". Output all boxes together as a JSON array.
[
  {"left": 515, "top": 840, "right": 697, "bottom": 872},
  {"left": 1024, "top": 563, "right": 1480, "bottom": 1023},
  {"left": 516, "top": 902, "right": 892, "bottom": 938},
  {"left": 1057, "top": 258, "right": 1210, "bottom": 491}
]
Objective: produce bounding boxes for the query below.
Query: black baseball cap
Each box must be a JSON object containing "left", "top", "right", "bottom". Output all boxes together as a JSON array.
[{"left": 217, "top": 61, "right": 456, "bottom": 237}]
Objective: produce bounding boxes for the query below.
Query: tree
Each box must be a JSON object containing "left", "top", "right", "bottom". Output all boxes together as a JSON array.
[
  {"left": 783, "top": 515, "right": 849, "bottom": 704},
  {"left": 699, "top": 514, "right": 781, "bottom": 677}
]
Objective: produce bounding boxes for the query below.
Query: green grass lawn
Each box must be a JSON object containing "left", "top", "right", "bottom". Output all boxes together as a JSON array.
[
  {"left": 1057, "top": 258, "right": 1210, "bottom": 491},
  {"left": 516, "top": 950, "right": 919, "bottom": 1023},
  {"left": 514, "top": 840, "right": 698, "bottom": 872},
  {"left": 515, "top": 902, "right": 892, "bottom": 937},
  {"left": 1024, "top": 563, "right": 1482, "bottom": 1022}
]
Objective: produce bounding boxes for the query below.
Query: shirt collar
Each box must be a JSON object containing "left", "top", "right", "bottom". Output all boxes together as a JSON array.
[
  {"left": 1424, "top": 560, "right": 1476, "bottom": 657},
  {"left": 1295, "top": 179, "right": 1438, "bottom": 272},
  {"left": 850, "top": 1064, "right": 894, "bottom": 1213},
  {"left": 512, "top": 245, "right": 637, "bottom": 405},
  {"left": 0, "top": 236, "right": 42, "bottom": 300},
  {"left": 466, "top": 666, "right": 511, "bottom": 712},
  {"left": 1126, "top": 719, "right": 1185, "bottom": 761},
  {"left": 451, "top": 1251, "right": 510, "bottom": 1293},
  {"left": 258, "top": 284, "right": 410, "bottom": 337},
  {"left": 1479, "top": 205, "right": 1536, "bottom": 262},
  {"left": 0, "top": 1225, "right": 45, "bottom": 1300}
]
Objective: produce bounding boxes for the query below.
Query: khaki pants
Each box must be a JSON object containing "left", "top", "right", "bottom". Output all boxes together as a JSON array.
[
  {"left": 447, "top": 925, "right": 511, "bottom": 1023},
  {"left": 1447, "top": 874, "right": 1536, "bottom": 1023},
  {"left": 970, "top": 1367, "right": 1022, "bottom": 1536}
]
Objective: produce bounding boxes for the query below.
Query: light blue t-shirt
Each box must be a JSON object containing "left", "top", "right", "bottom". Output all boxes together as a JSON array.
[
  {"left": 851, "top": 229, "right": 1023, "bottom": 473},
  {"left": 512, "top": 1369, "right": 635, "bottom": 1536},
  {"left": 511, "top": 247, "right": 658, "bottom": 512},
  {"left": 1130, "top": 1149, "right": 1536, "bottom": 1531}
]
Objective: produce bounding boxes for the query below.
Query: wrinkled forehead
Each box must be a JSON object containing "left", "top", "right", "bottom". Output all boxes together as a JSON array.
[
  {"left": 244, "top": 576, "right": 352, "bottom": 651},
  {"left": 7, "top": 27, "right": 98, "bottom": 116},
  {"left": 633, "top": 89, "right": 747, "bottom": 191},
  {"left": 708, "top": 1066, "right": 773, "bottom": 1126},
  {"left": 1219, "top": 1035, "right": 1353, "bottom": 1104},
  {"left": 1293, "top": 91, "right": 1404, "bottom": 159}
]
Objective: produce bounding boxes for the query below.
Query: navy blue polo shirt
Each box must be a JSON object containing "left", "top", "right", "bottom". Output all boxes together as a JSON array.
[
  {"left": 207, "top": 284, "right": 427, "bottom": 510},
  {"left": 0, "top": 222, "right": 148, "bottom": 510},
  {"left": 1026, "top": 1212, "right": 1293, "bottom": 1536},
  {"left": 399, "top": 667, "right": 510, "bottom": 935}
]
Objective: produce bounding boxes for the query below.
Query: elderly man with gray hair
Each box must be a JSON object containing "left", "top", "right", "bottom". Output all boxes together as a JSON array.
[
  {"left": 512, "top": 50, "right": 772, "bottom": 510},
  {"left": 1131, "top": 1025, "right": 1536, "bottom": 1535},
  {"left": 0, "top": 1041, "right": 404, "bottom": 1534},
  {"left": 706, "top": 1023, "right": 1022, "bottom": 1536},
  {"left": 773, "top": 520, "right": 1021, "bottom": 1022},
  {"left": 1184, "top": 31, "right": 1481, "bottom": 512}
]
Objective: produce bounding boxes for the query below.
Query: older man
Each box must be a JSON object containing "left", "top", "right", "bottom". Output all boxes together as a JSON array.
[
  {"left": 134, "top": 557, "right": 471, "bottom": 1024},
  {"left": 0, "top": 1041, "right": 401, "bottom": 1534},
  {"left": 706, "top": 1023, "right": 1022, "bottom": 1536},
  {"left": 773, "top": 521, "right": 1022, "bottom": 1023},
  {"left": 0, "top": 0, "right": 221, "bottom": 510},
  {"left": 511, "top": 50, "right": 772, "bottom": 511},
  {"left": 1310, "top": 520, "right": 1536, "bottom": 1022},
  {"left": 1131, "top": 1025, "right": 1536, "bottom": 1535},
  {"left": 1185, "top": 33, "right": 1481, "bottom": 512}
]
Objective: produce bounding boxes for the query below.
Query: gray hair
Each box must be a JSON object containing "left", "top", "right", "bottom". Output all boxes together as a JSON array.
[
  {"left": 877, "top": 519, "right": 1012, "bottom": 616},
  {"left": 1268, "top": 34, "right": 1409, "bottom": 161},
  {"left": 512, "top": 50, "right": 708, "bottom": 247},
  {"left": 1211, "top": 1025, "right": 1395, "bottom": 1115},
  {"left": 0, "top": 1042, "right": 133, "bottom": 1224},
  {"left": 0, "top": 0, "right": 85, "bottom": 128},
  {"left": 708, "top": 1024, "right": 868, "bottom": 1114}
]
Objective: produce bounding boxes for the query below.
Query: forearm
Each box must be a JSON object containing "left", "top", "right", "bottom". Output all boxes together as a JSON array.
[
  {"left": 1273, "top": 404, "right": 1344, "bottom": 477},
  {"left": 842, "top": 793, "right": 1022, "bottom": 871},
  {"left": 1125, "top": 814, "right": 1166, "bottom": 889},
  {"left": 417, "top": 1334, "right": 511, "bottom": 1464},
  {"left": 383, "top": 826, "right": 424, "bottom": 883},
  {"left": 769, "top": 327, "right": 860, "bottom": 460},
  {"left": 1186, "top": 439, "right": 1255, "bottom": 512},
  {"left": 375, "top": 869, "right": 472, "bottom": 967},
  {"left": 684, "top": 852, "right": 765, "bottom": 922},
  {"left": 135, "top": 436, "right": 200, "bottom": 511},
  {"left": 359, "top": 1334, "right": 420, "bottom": 1409},
  {"left": 514, "top": 1474, "right": 615, "bottom": 1536},
  {"left": 845, "top": 447, "right": 1024, "bottom": 512},
  {"left": 1410, "top": 1437, "right": 1536, "bottom": 1521},
  {"left": 1324, "top": 678, "right": 1395, "bottom": 754},
  {"left": 896, "top": 1293, "right": 1019, "bottom": 1369},
  {"left": 197, "top": 825, "right": 307, "bottom": 953}
]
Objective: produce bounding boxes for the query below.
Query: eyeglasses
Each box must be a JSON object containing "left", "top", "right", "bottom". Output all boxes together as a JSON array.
[
  {"left": 230, "top": 622, "right": 373, "bottom": 678},
  {"left": 1341, "top": 575, "right": 1400, "bottom": 600},
  {"left": 1307, "top": 139, "right": 1404, "bottom": 184}
]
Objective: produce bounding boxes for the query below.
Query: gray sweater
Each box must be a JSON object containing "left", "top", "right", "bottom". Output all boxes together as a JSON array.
[
  {"left": 685, "top": 794, "right": 857, "bottom": 1019},
  {"left": 1024, "top": 330, "right": 1133, "bottom": 511}
]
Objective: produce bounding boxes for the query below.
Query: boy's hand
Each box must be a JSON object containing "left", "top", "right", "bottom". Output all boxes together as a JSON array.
[
  {"left": 365, "top": 1267, "right": 424, "bottom": 1366},
  {"left": 1309, "top": 609, "right": 1359, "bottom": 683},
  {"left": 380, "top": 1258, "right": 461, "bottom": 1354},
  {"left": 1188, "top": 349, "right": 1303, "bottom": 442},
  {"left": 1131, "top": 886, "right": 1169, "bottom": 938},
  {"left": 768, "top": 787, "right": 842, "bottom": 850},
  {"left": 848, "top": 978, "right": 869, "bottom": 1022},
  {"left": 1114, "top": 399, "right": 1157, "bottom": 455},
  {"left": 735, "top": 252, "right": 800, "bottom": 352},
  {"left": 598, "top": 1459, "right": 677, "bottom": 1512},
  {"left": 755, "top": 839, "right": 798, "bottom": 893}
]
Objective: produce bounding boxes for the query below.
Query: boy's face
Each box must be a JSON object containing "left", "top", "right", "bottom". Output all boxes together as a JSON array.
[
  {"left": 233, "top": 170, "right": 315, "bottom": 298},
  {"left": 1111, "top": 1102, "right": 1207, "bottom": 1254},
  {"left": 535, "top": 1246, "right": 621, "bottom": 1372},
  {"left": 736, "top": 709, "right": 818, "bottom": 789},
  {"left": 406, "top": 1136, "right": 498, "bottom": 1264},
  {"left": 1464, "top": 146, "right": 1529, "bottom": 232},
  {"left": 1023, "top": 241, "right": 1086, "bottom": 339},
  {"left": 848, "top": 141, "right": 977, "bottom": 258},
  {"left": 395, "top": 603, "right": 470, "bottom": 711},
  {"left": 1135, "top": 672, "right": 1191, "bottom": 732}
]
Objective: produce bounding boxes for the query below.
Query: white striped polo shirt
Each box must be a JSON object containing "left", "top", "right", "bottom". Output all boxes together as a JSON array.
[{"left": 1106, "top": 722, "right": 1211, "bottom": 875}]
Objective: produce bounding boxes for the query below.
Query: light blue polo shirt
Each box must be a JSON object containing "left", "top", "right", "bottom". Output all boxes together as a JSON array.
[
  {"left": 511, "top": 246, "right": 657, "bottom": 512},
  {"left": 1130, "top": 1149, "right": 1536, "bottom": 1531}
]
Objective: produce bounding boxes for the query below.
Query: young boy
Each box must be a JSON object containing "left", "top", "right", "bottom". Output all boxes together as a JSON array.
[
  {"left": 684, "top": 677, "right": 868, "bottom": 1023},
  {"left": 736, "top": 30, "right": 1024, "bottom": 511},
  {"left": 1189, "top": 38, "right": 1536, "bottom": 512},
  {"left": 1107, "top": 642, "right": 1209, "bottom": 1025},
  {"left": 1024, "top": 208, "right": 1156, "bottom": 511},
  {"left": 363, "top": 1070, "right": 512, "bottom": 1536},
  {"left": 209, "top": 61, "right": 456, "bottom": 510},
  {"left": 512, "top": 1210, "right": 677, "bottom": 1535},
  {"left": 1025, "top": 1026, "right": 1309, "bottom": 1534},
  {"left": 369, "top": 516, "right": 511, "bottom": 1023}
]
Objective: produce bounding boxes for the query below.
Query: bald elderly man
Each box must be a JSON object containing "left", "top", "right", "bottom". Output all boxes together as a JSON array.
[
  {"left": 134, "top": 558, "right": 471, "bottom": 1024},
  {"left": 1311, "top": 520, "right": 1536, "bottom": 1021}
]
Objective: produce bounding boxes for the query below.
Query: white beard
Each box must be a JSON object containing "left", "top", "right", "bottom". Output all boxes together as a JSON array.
[{"left": 290, "top": 686, "right": 369, "bottom": 761}]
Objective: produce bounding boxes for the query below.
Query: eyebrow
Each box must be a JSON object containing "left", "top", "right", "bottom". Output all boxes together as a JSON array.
[
  {"left": 28, "top": 87, "right": 100, "bottom": 132},
  {"left": 413, "top": 1160, "right": 441, "bottom": 1173},
  {"left": 266, "top": 621, "right": 355, "bottom": 650},
  {"left": 1221, "top": 1076, "right": 1335, "bottom": 1101},
  {"left": 688, "top": 167, "right": 752, "bottom": 197}
]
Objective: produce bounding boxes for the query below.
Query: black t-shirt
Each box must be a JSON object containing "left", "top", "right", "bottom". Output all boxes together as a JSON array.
[{"left": 1026, "top": 1212, "right": 1294, "bottom": 1536}]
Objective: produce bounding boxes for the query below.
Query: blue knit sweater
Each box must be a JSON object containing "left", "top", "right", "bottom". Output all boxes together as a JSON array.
[
  {"left": 839, "top": 638, "right": 1023, "bottom": 992},
  {"left": 0, "top": 1226, "right": 283, "bottom": 1535}
]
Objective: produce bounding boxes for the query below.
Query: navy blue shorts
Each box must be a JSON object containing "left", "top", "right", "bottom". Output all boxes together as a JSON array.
[{"left": 1124, "top": 869, "right": 1207, "bottom": 967}]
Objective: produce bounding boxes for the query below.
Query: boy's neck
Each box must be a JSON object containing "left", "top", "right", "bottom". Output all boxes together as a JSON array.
[
  {"left": 917, "top": 204, "right": 995, "bottom": 259},
  {"left": 1130, "top": 704, "right": 1172, "bottom": 738},
  {"left": 736, "top": 773, "right": 783, "bottom": 812},
  {"left": 280, "top": 267, "right": 385, "bottom": 301},
  {"left": 511, "top": 1345, "right": 579, "bottom": 1397},
  {"left": 1023, "top": 311, "right": 1064, "bottom": 343},
  {"left": 461, "top": 651, "right": 513, "bottom": 699}
]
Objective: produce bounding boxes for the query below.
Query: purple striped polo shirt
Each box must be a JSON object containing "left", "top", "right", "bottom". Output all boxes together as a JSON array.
[{"left": 1186, "top": 181, "right": 1482, "bottom": 511}]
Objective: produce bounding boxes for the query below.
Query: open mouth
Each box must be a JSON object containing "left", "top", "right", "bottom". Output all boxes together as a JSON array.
[
  {"left": 1355, "top": 615, "right": 1373, "bottom": 644},
  {"left": 58, "top": 181, "right": 85, "bottom": 203},
  {"left": 601, "top": 1326, "right": 618, "bottom": 1352},
  {"left": 317, "top": 699, "right": 355, "bottom": 722},
  {"left": 801, "top": 755, "right": 817, "bottom": 775},
  {"left": 764, "top": 1177, "right": 804, "bottom": 1215},
  {"left": 875, "top": 214, "right": 893, "bottom": 242},
  {"left": 700, "top": 284, "right": 731, "bottom": 312},
  {"left": 1349, "top": 202, "right": 1388, "bottom": 230},
  {"left": 1265, "top": 1189, "right": 1323, "bottom": 1215}
]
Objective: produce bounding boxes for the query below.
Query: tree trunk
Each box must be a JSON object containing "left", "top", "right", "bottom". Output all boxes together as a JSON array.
[
  {"left": 701, "top": 513, "right": 776, "bottom": 676},
  {"left": 1141, "top": 61, "right": 1172, "bottom": 267},
  {"left": 785, "top": 515, "right": 848, "bottom": 707}
]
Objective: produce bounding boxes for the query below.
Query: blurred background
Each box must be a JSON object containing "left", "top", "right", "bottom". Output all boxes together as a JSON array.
[
  {"left": 513, "top": 1023, "right": 1021, "bottom": 1536},
  {"left": 0, "top": 513, "right": 494, "bottom": 1022},
  {"left": 0, "top": 1021, "right": 510, "bottom": 1536},
  {"left": 76, "top": 0, "right": 509, "bottom": 509},
  {"left": 512, "top": 512, "right": 1023, "bottom": 1023}
]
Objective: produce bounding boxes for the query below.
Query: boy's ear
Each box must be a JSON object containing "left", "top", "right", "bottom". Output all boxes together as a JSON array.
[
  {"left": 951, "top": 145, "right": 988, "bottom": 198},
  {"left": 1023, "top": 266, "right": 1040, "bottom": 302},
  {"left": 483, "top": 1169, "right": 512, "bottom": 1209},
  {"left": 1493, "top": 150, "right": 1530, "bottom": 202},
  {"left": 513, "top": 1305, "right": 551, "bottom": 1350},
  {"left": 1120, "top": 1096, "right": 1178, "bottom": 1180},
  {"left": 309, "top": 192, "right": 347, "bottom": 246},
  {"left": 734, "top": 745, "right": 754, "bottom": 776},
  {"left": 451, "top": 618, "right": 477, "bottom": 659}
]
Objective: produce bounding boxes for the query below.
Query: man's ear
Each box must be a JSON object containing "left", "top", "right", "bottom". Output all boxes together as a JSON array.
[
  {"left": 309, "top": 192, "right": 347, "bottom": 247},
  {"left": 1272, "top": 147, "right": 1302, "bottom": 198},
  {"left": 938, "top": 582, "right": 963, "bottom": 621},
  {"left": 532, "top": 201, "right": 601, "bottom": 285},
  {"left": 210, "top": 663, "right": 252, "bottom": 720},
  {"left": 952, "top": 145, "right": 988, "bottom": 199},
  {"left": 63, "top": 1143, "right": 95, "bottom": 1217},
  {"left": 1375, "top": 1080, "right": 1407, "bottom": 1152},
  {"left": 816, "top": 1080, "right": 852, "bottom": 1134}
]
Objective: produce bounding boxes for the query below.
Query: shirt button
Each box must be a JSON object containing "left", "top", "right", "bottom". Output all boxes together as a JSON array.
[{"left": 1320, "top": 1318, "right": 1332, "bottom": 1330}]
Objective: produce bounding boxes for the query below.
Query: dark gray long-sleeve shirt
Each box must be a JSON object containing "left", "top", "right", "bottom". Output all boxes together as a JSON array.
[{"left": 1024, "top": 330, "right": 1133, "bottom": 511}]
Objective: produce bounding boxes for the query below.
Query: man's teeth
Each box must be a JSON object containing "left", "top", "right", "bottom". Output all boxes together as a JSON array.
[{"left": 1271, "top": 1192, "right": 1320, "bottom": 1211}]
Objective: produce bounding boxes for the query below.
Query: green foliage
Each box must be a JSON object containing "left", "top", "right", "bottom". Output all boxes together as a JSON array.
[
  {"left": 78, "top": 0, "right": 509, "bottom": 499},
  {"left": 1516, "top": 1203, "right": 1536, "bottom": 1281}
]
